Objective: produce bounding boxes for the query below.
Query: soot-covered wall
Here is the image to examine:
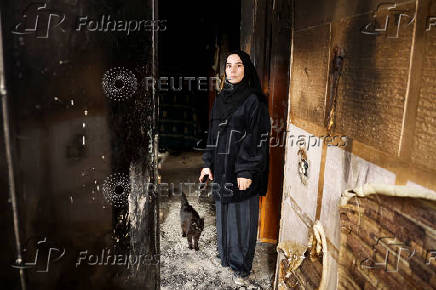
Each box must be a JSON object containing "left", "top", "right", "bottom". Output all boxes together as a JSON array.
[
  {"left": 1, "top": 0, "right": 158, "bottom": 289},
  {"left": 277, "top": 0, "right": 436, "bottom": 288}
]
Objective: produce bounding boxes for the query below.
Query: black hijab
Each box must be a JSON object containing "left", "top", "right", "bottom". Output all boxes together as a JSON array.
[{"left": 212, "top": 50, "right": 266, "bottom": 123}]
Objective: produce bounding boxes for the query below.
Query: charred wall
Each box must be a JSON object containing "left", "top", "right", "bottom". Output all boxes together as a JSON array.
[
  {"left": 1, "top": 0, "right": 158, "bottom": 289},
  {"left": 277, "top": 0, "right": 436, "bottom": 288}
]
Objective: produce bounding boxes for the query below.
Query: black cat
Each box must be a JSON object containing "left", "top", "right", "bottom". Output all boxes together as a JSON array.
[{"left": 180, "top": 192, "right": 204, "bottom": 251}]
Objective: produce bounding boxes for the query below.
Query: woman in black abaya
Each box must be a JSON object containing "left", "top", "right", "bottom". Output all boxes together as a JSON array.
[{"left": 199, "top": 50, "right": 271, "bottom": 284}]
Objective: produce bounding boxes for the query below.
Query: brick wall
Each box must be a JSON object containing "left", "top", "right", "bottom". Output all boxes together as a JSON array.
[{"left": 339, "top": 195, "right": 436, "bottom": 289}]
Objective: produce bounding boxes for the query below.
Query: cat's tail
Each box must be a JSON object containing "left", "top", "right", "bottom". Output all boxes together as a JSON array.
[{"left": 181, "top": 191, "right": 189, "bottom": 207}]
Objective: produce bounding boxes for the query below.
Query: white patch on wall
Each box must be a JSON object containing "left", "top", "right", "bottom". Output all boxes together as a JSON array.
[
  {"left": 283, "top": 124, "right": 323, "bottom": 221},
  {"left": 279, "top": 185, "right": 310, "bottom": 245},
  {"left": 321, "top": 146, "right": 397, "bottom": 249}
]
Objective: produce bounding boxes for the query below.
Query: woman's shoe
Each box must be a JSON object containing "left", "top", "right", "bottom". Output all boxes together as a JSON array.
[
  {"left": 238, "top": 270, "right": 250, "bottom": 278},
  {"left": 233, "top": 270, "right": 250, "bottom": 285},
  {"left": 233, "top": 274, "right": 248, "bottom": 286}
]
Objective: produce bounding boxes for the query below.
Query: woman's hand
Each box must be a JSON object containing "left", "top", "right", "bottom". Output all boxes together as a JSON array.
[
  {"left": 237, "top": 177, "right": 252, "bottom": 190},
  {"left": 199, "top": 168, "right": 213, "bottom": 183}
]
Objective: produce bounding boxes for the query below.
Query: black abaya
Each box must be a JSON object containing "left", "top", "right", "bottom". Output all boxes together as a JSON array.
[
  {"left": 215, "top": 193, "right": 259, "bottom": 274},
  {"left": 202, "top": 50, "right": 271, "bottom": 275},
  {"left": 202, "top": 92, "right": 270, "bottom": 203},
  {"left": 205, "top": 92, "right": 269, "bottom": 274}
]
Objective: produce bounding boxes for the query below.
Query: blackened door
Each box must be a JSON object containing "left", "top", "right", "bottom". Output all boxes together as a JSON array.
[{"left": 1, "top": 0, "right": 159, "bottom": 289}]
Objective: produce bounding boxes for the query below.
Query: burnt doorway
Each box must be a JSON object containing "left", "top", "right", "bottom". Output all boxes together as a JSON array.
[{"left": 157, "top": 0, "right": 278, "bottom": 288}]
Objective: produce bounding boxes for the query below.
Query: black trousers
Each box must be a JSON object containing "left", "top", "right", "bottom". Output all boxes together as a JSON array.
[{"left": 215, "top": 194, "right": 259, "bottom": 274}]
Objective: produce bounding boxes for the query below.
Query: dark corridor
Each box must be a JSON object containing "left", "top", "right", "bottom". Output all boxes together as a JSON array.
[{"left": 158, "top": 0, "right": 241, "bottom": 152}]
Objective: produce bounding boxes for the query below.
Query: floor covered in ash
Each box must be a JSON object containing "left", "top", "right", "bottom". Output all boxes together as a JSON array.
[{"left": 159, "top": 151, "right": 277, "bottom": 289}]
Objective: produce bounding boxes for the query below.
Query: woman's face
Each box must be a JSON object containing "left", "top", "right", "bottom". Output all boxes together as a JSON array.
[{"left": 225, "top": 54, "right": 244, "bottom": 84}]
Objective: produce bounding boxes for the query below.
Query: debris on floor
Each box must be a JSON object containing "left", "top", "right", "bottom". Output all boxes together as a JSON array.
[{"left": 159, "top": 151, "right": 277, "bottom": 289}]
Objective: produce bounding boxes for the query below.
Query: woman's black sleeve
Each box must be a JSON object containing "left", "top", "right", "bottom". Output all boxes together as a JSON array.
[{"left": 234, "top": 96, "right": 271, "bottom": 180}]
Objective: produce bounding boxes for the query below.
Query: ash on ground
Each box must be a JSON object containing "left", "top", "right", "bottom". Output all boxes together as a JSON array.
[{"left": 159, "top": 151, "right": 277, "bottom": 290}]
